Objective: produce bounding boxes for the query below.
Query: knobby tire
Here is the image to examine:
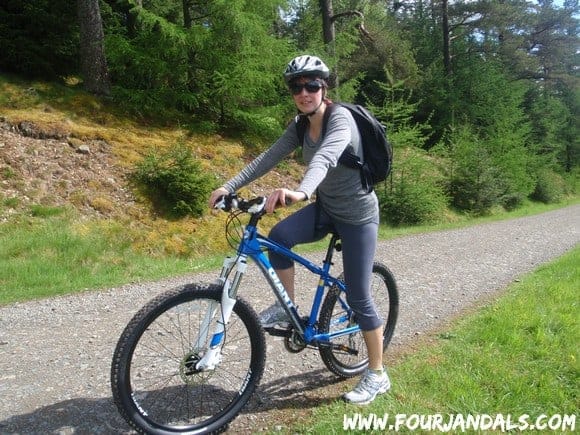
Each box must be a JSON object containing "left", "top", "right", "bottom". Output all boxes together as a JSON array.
[
  {"left": 318, "top": 262, "right": 399, "bottom": 378},
  {"left": 111, "top": 284, "right": 266, "bottom": 434}
]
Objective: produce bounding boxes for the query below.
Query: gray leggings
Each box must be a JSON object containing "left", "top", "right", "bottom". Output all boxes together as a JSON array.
[{"left": 268, "top": 202, "right": 382, "bottom": 331}]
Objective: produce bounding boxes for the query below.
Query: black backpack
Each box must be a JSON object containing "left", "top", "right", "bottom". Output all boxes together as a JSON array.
[{"left": 296, "top": 102, "right": 392, "bottom": 193}]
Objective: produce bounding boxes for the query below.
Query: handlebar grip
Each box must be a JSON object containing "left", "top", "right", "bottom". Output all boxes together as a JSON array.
[{"left": 214, "top": 193, "right": 237, "bottom": 211}]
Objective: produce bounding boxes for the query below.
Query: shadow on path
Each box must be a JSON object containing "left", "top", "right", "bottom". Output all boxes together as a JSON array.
[{"left": 0, "top": 368, "right": 344, "bottom": 434}]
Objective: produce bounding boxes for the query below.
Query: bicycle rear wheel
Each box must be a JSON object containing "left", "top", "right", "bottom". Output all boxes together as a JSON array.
[
  {"left": 318, "top": 262, "right": 398, "bottom": 378},
  {"left": 111, "top": 284, "right": 266, "bottom": 434}
]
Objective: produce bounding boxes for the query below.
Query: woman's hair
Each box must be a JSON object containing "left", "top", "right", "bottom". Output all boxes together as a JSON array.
[{"left": 288, "top": 75, "right": 327, "bottom": 87}]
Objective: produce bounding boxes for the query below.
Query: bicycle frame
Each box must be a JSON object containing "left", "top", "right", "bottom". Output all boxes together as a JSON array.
[
  {"left": 111, "top": 194, "right": 399, "bottom": 433},
  {"left": 196, "top": 211, "right": 360, "bottom": 371}
]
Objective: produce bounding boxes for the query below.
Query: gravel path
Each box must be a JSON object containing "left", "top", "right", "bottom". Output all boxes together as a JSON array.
[{"left": 1, "top": 205, "right": 578, "bottom": 434}]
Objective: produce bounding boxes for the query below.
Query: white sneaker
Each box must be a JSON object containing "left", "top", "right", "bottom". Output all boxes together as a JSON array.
[
  {"left": 343, "top": 368, "right": 391, "bottom": 405},
  {"left": 259, "top": 303, "right": 290, "bottom": 328}
]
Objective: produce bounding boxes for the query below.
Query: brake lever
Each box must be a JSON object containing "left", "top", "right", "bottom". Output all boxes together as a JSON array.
[{"left": 246, "top": 197, "right": 266, "bottom": 214}]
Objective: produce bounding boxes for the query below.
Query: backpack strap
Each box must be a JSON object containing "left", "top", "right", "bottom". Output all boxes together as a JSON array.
[
  {"left": 295, "top": 115, "right": 308, "bottom": 147},
  {"left": 295, "top": 104, "right": 335, "bottom": 147},
  {"left": 295, "top": 104, "right": 372, "bottom": 193}
]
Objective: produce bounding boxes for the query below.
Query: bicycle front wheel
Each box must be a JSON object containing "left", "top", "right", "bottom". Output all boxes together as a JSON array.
[
  {"left": 111, "top": 284, "right": 266, "bottom": 434},
  {"left": 318, "top": 262, "right": 399, "bottom": 378}
]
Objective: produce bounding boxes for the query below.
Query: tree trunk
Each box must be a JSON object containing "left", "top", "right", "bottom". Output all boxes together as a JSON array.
[
  {"left": 77, "top": 0, "right": 111, "bottom": 95},
  {"left": 183, "top": 0, "right": 192, "bottom": 28},
  {"left": 320, "top": 0, "right": 335, "bottom": 46},
  {"left": 320, "top": 0, "right": 338, "bottom": 91},
  {"left": 442, "top": 0, "right": 452, "bottom": 77}
]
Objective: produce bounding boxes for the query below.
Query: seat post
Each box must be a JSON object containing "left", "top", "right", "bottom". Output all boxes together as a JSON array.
[{"left": 323, "top": 233, "right": 341, "bottom": 265}]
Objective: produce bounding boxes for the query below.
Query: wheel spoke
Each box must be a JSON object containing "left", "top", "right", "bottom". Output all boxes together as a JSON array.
[
  {"left": 111, "top": 285, "right": 266, "bottom": 433},
  {"left": 318, "top": 263, "right": 398, "bottom": 378}
]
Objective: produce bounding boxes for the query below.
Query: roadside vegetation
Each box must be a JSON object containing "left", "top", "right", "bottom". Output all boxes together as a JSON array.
[
  {"left": 0, "top": 4, "right": 577, "bottom": 434},
  {"left": 1, "top": 195, "right": 577, "bottom": 306},
  {"left": 1, "top": 74, "right": 578, "bottom": 306},
  {"left": 1, "top": 1, "right": 578, "bottom": 304},
  {"left": 290, "top": 246, "right": 579, "bottom": 433}
]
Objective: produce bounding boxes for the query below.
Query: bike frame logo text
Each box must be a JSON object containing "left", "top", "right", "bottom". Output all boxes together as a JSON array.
[{"left": 267, "top": 267, "right": 293, "bottom": 308}]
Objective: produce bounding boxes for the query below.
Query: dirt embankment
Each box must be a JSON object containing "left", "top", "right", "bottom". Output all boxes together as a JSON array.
[{"left": 0, "top": 120, "right": 135, "bottom": 220}]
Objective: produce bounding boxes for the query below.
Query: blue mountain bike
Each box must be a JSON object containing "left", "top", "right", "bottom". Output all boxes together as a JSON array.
[{"left": 111, "top": 193, "right": 398, "bottom": 434}]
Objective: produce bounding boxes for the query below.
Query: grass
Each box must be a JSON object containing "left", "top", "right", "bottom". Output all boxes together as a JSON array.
[
  {"left": 289, "top": 246, "right": 579, "bottom": 434},
  {"left": 0, "top": 199, "right": 578, "bottom": 306},
  {"left": 1, "top": 72, "right": 579, "bottom": 306},
  {"left": 1, "top": 73, "right": 578, "bottom": 307},
  {"left": 0, "top": 211, "right": 216, "bottom": 304}
]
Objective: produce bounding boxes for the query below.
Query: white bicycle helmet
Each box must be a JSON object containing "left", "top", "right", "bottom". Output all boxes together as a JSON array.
[{"left": 283, "top": 55, "right": 330, "bottom": 83}]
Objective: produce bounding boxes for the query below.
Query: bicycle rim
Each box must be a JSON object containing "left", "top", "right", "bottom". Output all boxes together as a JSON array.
[{"left": 111, "top": 285, "right": 266, "bottom": 434}]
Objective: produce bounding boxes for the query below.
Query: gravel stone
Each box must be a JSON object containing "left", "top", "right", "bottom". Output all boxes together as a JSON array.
[{"left": 0, "top": 205, "right": 578, "bottom": 434}]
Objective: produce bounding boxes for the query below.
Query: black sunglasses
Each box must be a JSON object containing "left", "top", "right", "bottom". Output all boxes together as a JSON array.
[{"left": 289, "top": 80, "right": 323, "bottom": 95}]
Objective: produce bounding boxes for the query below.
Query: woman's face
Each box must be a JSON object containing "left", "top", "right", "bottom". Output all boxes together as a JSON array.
[{"left": 289, "top": 77, "right": 324, "bottom": 113}]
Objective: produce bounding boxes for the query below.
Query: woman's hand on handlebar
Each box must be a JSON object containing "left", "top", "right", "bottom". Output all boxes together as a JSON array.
[
  {"left": 265, "top": 189, "right": 306, "bottom": 214},
  {"left": 209, "top": 187, "right": 306, "bottom": 213},
  {"left": 209, "top": 186, "right": 230, "bottom": 209}
]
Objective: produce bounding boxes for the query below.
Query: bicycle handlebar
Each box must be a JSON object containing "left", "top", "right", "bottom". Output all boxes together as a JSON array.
[{"left": 214, "top": 193, "right": 267, "bottom": 214}]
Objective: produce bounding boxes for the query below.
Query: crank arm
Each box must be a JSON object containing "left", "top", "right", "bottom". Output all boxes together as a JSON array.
[
  {"left": 317, "top": 341, "right": 359, "bottom": 356},
  {"left": 263, "top": 326, "right": 292, "bottom": 337}
]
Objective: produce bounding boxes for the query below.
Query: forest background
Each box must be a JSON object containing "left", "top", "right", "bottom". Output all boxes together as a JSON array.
[
  {"left": 0, "top": 0, "right": 579, "bottom": 299},
  {"left": 0, "top": 5, "right": 579, "bottom": 434}
]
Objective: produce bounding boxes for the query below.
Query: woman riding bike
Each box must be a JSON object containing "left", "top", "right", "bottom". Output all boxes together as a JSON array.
[{"left": 208, "top": 54, "right": 390, "bottom": 405}]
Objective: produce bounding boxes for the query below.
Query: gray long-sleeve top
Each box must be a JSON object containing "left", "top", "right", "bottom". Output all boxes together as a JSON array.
[{"left": 223, "top": 105, "right": 379, "bottom": 225}]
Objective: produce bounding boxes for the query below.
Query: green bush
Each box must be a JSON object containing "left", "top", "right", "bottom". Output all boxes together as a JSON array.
[
  {"left": 562, "top": 167, "right": 580, "bottom": 195},
  {"left": 377, "top": 154, "right": 448, "bottom": 225},
  {"left": 131, "top": 145, "right": 217, "bottom": 218},
  {"left": 531, "top": 168, "right": 567, "bottom": 203},
  {"left": 437, "top": 124, "right": 537, "bottom": 214},
  {"left": 440, "top": 127, "right": 502, "bottom": 214},
  {"left": 499, "top": 192, "right": 526, "bottom": 211},
  {"left": 230, "top": 108, "right": 284, "bottom": 143},
  {"left": 448, "top": 170, "right": 501, "bottom": 213}
]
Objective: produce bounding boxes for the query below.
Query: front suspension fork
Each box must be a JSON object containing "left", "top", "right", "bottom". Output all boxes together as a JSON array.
[{"left": 195, "top": 255, "right": 247, "bottom": 370}]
